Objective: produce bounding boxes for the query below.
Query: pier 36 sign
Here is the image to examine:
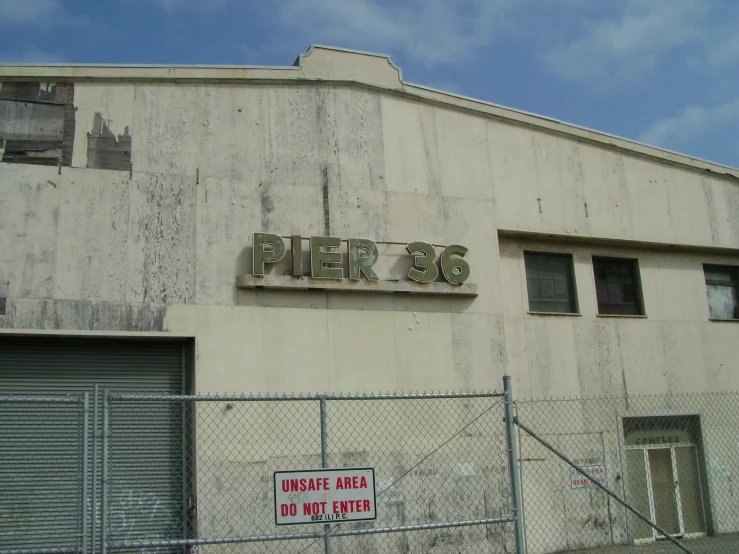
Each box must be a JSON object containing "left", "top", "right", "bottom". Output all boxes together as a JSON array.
[{"left": 235, "top": 233, "right": 477, "bottom": 296}]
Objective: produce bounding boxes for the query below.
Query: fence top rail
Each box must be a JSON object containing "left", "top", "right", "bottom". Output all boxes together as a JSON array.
[
  {"left": 517, "top": 390, "right": 739, "bottom": 403},
  {"left": 0, "top": 395, "right": 82, "bottom": 404},
  {"left": 108, "top": 390, "right": 504, "bottom": 402}
]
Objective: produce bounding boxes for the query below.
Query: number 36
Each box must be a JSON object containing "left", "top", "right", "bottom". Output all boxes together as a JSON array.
[{"left": 406, "top": 241, "right": 470, "bottom": 285}]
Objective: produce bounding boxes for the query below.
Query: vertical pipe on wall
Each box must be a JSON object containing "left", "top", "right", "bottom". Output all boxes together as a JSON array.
[
  {"left": 81, "top": 392, "right": 89, "bottom": 554},
  {"left": 504, "top": 376, "right": 526, "bottom": 554},
  {"left": 319, "top": 397, "right": 333, "bottom": 554}
]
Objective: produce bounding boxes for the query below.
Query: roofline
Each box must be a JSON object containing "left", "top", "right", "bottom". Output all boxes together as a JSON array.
[
  {"left": 405, "top": 82, "right": 739, "bottom": 179},
  {"left": 1, "top": 47, "right": 737, "bottom": 180}
]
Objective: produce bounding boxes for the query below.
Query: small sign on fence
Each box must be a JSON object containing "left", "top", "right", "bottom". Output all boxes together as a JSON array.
[
  {"left": 274, "top": 468, "right": 377, "bottom": 525},
  {"left": 569, "top": 465, "right": 606, "bottom": 488}
]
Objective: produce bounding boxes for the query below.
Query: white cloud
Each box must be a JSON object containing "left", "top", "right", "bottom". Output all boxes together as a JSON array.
[
  {"left": 133, "top": 0, "right": 229, "bottom": 11},
  {"left": 277, "top": 0, "right": 520, "bottom": 66},
  {"left": 702, "top": 33, "right": 739, "bottom": 69},
  {"left": 544, "top": 0, "right": 707, "bottom": 83},
  {"left": 639, "top": 98, "right": 739, "bottom": 149},
  {"left": 0, "top": 0, "right": 62, "bottom": 25}
]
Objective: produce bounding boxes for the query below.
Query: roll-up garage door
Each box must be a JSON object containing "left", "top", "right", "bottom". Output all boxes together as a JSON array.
[{"left": 0, "top": 335, "right": 189, "bottom": 552}]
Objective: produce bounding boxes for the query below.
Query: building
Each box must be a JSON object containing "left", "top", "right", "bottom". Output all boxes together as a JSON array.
[{"left": 1, "top": 45, "right": 738, "bottom": 553}]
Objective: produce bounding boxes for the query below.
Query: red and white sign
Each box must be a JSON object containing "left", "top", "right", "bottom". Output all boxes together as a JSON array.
[
  {"left": 274, "top": 468, "right": 376, "bottom": 525},
  {"left": 570, "top": 465, "right": 606, "bottom": 488}
]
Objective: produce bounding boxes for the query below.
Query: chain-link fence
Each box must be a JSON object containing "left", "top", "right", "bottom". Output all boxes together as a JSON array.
[
  {"left": 104, "top": 390, "right": 515, "bottom": 553},
  {"left": 515, "top": 392, "right": 739, "bottom": 554},
  {"left": 5, "top": 383, "right": 739, "bottom": 554},
  {"left": 0, "top": 394, "right": 89, "bottom": 554}
]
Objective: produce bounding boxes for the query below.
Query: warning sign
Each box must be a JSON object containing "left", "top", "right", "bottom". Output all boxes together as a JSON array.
[
  {"left": 570, "top": 465, "right": 606, "bottom": 488},
  {"left": 274, "top": 468, "right": 376, "bottom": 525}
]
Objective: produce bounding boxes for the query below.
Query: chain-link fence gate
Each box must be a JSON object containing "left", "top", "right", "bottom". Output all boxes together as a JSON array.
[{"left": 102, "top": 386, "right": 518, "bottom": 553}]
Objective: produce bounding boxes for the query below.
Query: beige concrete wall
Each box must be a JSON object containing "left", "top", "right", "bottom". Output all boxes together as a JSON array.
[
  {"left": 499, "top": 238, "right": 739, "bottom": 398},
  {"left": 2, "top": 82, "right": 736, "bottom": 399}
]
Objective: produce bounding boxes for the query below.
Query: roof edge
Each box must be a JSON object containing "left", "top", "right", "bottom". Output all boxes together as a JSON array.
[
  {"left": 0, "top": 46, "right": 736, "bottom": 178},
  {"left": 402, "top": 82, "right": 739, "bottom": 180}
]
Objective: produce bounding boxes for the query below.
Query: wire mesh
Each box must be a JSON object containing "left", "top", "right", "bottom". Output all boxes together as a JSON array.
[
  {"left": 104, "top": 392, "right": 513, "bottom": 554},
  {"left": 0, "top": 395, "right": 85, "bottom": 554},
  {"left": 515, "top": 392, "right": 739, "bottom": 554}
]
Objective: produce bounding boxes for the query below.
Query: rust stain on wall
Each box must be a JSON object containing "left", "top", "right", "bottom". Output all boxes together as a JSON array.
[{"left": 87, "top": 112, "right": 132, "bottom": 171}]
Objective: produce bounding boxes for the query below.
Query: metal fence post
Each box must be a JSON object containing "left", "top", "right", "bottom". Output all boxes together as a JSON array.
[
  {"left": 504, "top": 376, "right": 525, "bottom": 554},
  {"left": 101, "top": 389, "right": 110, "bottom": 554},
  {"left": 319, "top": 397, "right": 333, "bottom": 554},
  {"left": 81, "top": 392, "right": 89, "bottom": 554}
]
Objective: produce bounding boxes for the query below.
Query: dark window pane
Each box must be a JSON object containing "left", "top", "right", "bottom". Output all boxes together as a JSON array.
[
  {"left": 622, "top": 283, "right": 635, "bottom": 303},
  {"left": 705, "top": 268, "right": 736, "bottom": 285},
  {"left": 593, "top": 258, "right": 643, "bottom": 315},
  {"left": 608, "top": 283, "right": 621, "bottom": 303},
  {"left": 527, "top": 278, "right": 541, "bottom": 300},
  {"left": 596, "top": 282, "right": 608, "bottom": 304},
  {"left": 540, "top": 279, "right": 555, "bottom": 299},
  {"left": 552, "top": 257, "right": 568, "bottom": 275},
  {"left": 524, "top": 252, "right": 576, "bottom": 313},
  {"left": 539, "top": 258, "right": 553, "bottom": 280},
  {"left": 554, "top": 279, "right": 569, "bottom": 299}
]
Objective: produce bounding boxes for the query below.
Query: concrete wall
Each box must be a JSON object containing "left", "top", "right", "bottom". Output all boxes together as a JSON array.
[
  {"left": 1, "top": 46, "right": 739, "bottom": 552},
  {"left": 1, "top": 80, "right": 736, "bottom": 398}
]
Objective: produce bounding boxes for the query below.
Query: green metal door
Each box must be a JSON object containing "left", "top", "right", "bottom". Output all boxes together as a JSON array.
[{"left": 0, "top": 335, "right": 188, "bottom": 552}]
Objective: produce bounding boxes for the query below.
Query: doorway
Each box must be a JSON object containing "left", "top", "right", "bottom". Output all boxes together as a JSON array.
[
  {"left": 623, "top": 414, "right": 709, "bottom": 543},
  {"left": 626, "top": 444, "right": 707, "bottom": 540}
]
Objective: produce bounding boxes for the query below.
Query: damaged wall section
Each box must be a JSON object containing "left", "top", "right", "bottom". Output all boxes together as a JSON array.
[
  {"left": 87, "top": 112, "right": 131, "bottom": 171},
  {"left": 0, "top": 82, "right": 75, "bottom": 166}
]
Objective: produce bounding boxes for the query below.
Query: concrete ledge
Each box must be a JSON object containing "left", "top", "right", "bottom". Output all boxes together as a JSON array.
[
  {"left": 497, "top": 229, "right": 739, "bottom": 256},
  {"left": 236, "top": 274, "right": 478, "bottom": 296}
]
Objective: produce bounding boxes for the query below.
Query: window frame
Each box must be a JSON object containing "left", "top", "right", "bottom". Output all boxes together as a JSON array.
[
  {"left": 703, "top": 264, "right": 739, "bottom": 321},
  {"left": 591, "top": 256, "right": 646, "bottom": 317},
  {"left": 523, "top": 250, "right": 580, "bottom": 315}
]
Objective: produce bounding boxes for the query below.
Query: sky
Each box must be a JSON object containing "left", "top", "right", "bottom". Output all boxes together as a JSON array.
[{"left": 1, "top": 0, "right": 738, "bottom": 169}]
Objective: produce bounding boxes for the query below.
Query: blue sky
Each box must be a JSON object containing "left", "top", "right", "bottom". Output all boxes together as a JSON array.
[{"left": 2, "top": 0, "right": 738, "bottom": 168}]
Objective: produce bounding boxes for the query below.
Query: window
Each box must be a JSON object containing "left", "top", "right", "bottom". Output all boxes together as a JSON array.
[
  {"left": 524, "top": 252, "right": 577, "bottom": 313},
  {"left": 593, "top": 257, "right": 644, "bottom": 315},
  {"left": 704, "top": 265, "right": 738, "bottom": 320}
]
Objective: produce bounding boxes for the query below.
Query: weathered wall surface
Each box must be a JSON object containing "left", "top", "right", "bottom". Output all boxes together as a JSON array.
[
  {"left": 0, "top": 78, "right": 737, "bottom": 400},
  {"left": 1, "top": 48, "right": 738, "bottom": 553},
  {"left": 499, "top": 239, "right": 739, "bottom": 397}
]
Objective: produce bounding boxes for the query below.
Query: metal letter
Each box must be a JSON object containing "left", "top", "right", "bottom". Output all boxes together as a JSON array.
[
  {"left": 348, "top": 238, "right": 379, "bottom": 281},
  {"left": 406, "top": 241, "right": 439, "bottom": 283},
  {"left": 253, "top": 233, "right": 286, "bottom": 276},
  {"left": 292, "top": 235, "right": 303, "bottom": 277},
  {"left": 311, "top": 236, "right": 343, "bottom": 279},
  {"left": 440, "top": 244, "right": 470, "bottom": 284}
]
